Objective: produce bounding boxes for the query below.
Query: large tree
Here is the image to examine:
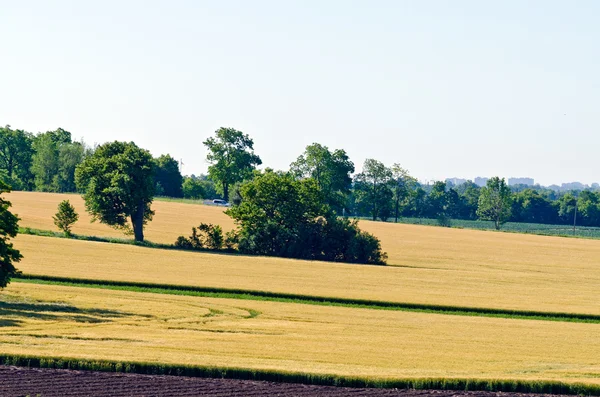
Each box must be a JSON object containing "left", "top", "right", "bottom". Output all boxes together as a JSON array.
[
  {"left": 203, "top": 127, "right": 262, "bottom": 202},
  {"left": 290, "top": 143, "right": 354, "bottom": 212},
  {"left": 0, "top": 181, "right": 22, "bottom": 288},
  {"left": 0, "top": 125, "right": 34, "bottom": 190},
  {"left": 390, "top": 164, "right": 413, "bottom": 223},
  {"left": 75, "top": 141, "right": 155, "bottom": 242},
  {"left": 154, "top": 154, "right": 183, "bottom": 198},
  {"left": 354, "top": 159, "right": 393, "bottom": 221},
  {"left": 226, "top": 171, "right": 386, "bottom": 264},
  {"left": 477, "top": 177, "right": 513, "bottom": 230}
]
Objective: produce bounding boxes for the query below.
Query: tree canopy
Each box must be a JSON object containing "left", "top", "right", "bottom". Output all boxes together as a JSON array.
[
  {"left": 154, "top": 154, "right": 183, "bottom": 198},
  {"left": 0, "top": 125, "right": 34, "bottom": 190},
  {"left": 226, "top": 171, "right": 387, "bottom": 265},
  {"left": 204, "top": 127, "right": 262, "bottom": 202},
  {"left": 477, "top": 177, "right": 513, "bottom": 230},
  {"left": 75, "top": 141, "right": 155, "bottom": 242},
  {"left": 290, "top": 143, "right": 354, "bottom": 212},
  {"left": 0, "top": 181, "right": 22, "bottom": 288}
]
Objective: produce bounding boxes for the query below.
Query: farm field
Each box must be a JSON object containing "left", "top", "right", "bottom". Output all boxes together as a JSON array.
[
  {"left": 1, "top": 282, "right": 599, "bottom": 384},
  {"left": 9, "top": 191, "right": 600, "bottom": 272},
  {"left": 4, "top": 191, "right": 600, "bottom": 390},
  {"left": 13, "top": 234, "right": 600, "bottom": 315}
]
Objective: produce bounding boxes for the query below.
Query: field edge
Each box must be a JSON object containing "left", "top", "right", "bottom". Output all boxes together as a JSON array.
[{"left": 0, "top": 354, "right": 598, "bottom": 395}]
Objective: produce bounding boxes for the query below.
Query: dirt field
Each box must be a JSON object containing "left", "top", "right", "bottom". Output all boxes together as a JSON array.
[{"left": 0, "top": 366, "right": 576, "bottom": 397}]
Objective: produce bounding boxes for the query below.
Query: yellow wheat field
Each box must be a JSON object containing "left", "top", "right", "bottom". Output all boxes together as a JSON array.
[
  {"left": 8, "top": 191, "right": 235, "bottom": 244},
  {"left": 9, "top": 191, "right": 600, "bottom": 273},
  {"left": 13, "top": 234, "right": 600, "bottom": 315},
  {"left": 1, "top": 283, "right": 598, "bottom": 383}
]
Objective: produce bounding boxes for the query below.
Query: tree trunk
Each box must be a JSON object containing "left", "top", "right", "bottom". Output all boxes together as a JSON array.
[
  {"left": 223, "top": 182, "right": 229, "bottom": 202},
  {"left": 131, "top": 206, "right": 145, "bottom": 242}
]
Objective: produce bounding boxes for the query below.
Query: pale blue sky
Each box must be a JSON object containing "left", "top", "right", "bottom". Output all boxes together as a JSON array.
[{"left": 1, "top": 1, "right": 598, "bottom": 185}]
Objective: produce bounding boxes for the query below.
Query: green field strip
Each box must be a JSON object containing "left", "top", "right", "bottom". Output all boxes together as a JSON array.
[
  {"left": 15, "top": 275, "right": 600, "bottom": 324},
  {"left": 0, "top": 354, "right": 598, "bottom": 395}
]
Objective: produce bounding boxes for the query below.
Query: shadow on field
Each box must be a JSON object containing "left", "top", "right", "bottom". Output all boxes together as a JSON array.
[{"left": 0, "top": 299, "right": 145, "bottom": 326}]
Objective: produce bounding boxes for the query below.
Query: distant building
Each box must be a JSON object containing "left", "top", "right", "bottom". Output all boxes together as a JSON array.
[
  {"left": 508, "top": 177, "right": 534, "bottom": 186},
  {"left": 445, "top": 178, "right": 467, "bottom": 186},
  {"left": 474, "top": 177, "right": 489, "bottom": 187},
  {"left": 561, "top": 182, "right": 586, "bottom": 191}
]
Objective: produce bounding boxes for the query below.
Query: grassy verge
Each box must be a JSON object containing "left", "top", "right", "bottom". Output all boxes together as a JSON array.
[
  {"left": 0, "top": 354, "right": 598, "bottom": 395},
  {"left": 15, "top": 275, "right": 600, "bottom": 324}
]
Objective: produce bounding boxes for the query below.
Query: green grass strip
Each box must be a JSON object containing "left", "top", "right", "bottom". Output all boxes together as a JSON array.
[
  {"left": 15, "top": 275, "right": 600, "bottom": 324},
  {"left": 0, "top": 354, "right": 598, "bottom": 395}
]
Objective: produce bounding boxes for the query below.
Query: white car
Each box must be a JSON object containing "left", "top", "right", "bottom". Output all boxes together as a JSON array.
[{"left": 212, "top": 199, "right": 230, "bottom": 207}]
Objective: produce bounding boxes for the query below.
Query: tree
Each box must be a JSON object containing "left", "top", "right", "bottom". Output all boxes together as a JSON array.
[
  {"left": 182, "top": 175, "right": 217, "bottom": 200},
  {"left": 354, "top": 159, "right": 393, "bottom": 221},
  {"left": 427, "top": 181, "right": 451, "bottom": 226},
  {"left": 0, "top": 181, "right": 22, "bottom": 288},
  {"left": 290, "top": 143, "right": 354, "bottom": 211},
  {"left": 0, "top": 125, "right": 34, "bottom": 190},
  {"left": 226, "top": 171, "right": 386, "bottom": 264},
  {"left": 53, "top": 200, "right": 79, "bottom": 236},
  {"left": 75, "top": 141, "right": 155, "bottom": 242},
  {"left": 31, "top": 129, "right": 87, "bottom": 192},
  {"left": 477, "top": 177, "right": 513, "bottom": 230},
  {"left": 154, "top": 154, "right": 183, "bottom": 198},
  {"left": 204, "top": 127, "right": 262, "bottom": 202},
  {"left": 390, "top": 164, "right": 413, "bottom": 223}
]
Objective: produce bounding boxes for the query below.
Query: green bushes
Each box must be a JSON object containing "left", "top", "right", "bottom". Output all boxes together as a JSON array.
[
  {"left": 227, "top": 171, "right": 387, "bottom": 265},
  {"left": 175, "top": 223, "right": 225, "bottom": 250}
]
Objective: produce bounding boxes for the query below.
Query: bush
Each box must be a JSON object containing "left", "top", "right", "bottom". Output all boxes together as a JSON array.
[
  {"left": 174, "top": 223, "right": 224, "bottom": 250},
  {"left": 53, "top": 200, "right": 79, "bottom": 237}
]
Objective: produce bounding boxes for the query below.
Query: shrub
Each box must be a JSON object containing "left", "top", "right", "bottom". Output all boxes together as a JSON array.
[{"left": 174, "top": 223, "right": 224, "bottom": 250}]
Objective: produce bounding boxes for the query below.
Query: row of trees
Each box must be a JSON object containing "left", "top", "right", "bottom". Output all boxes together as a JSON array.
[{"left": 0, "top": 125, "right": 185, "bottom": 198}]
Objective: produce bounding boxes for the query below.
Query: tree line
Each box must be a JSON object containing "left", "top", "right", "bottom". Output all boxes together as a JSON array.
[{"left": 1, "top": 124, "right": 597, "bottom": 234}]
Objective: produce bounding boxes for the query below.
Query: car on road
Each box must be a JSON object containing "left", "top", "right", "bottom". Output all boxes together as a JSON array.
[{"left": 211, "top": 199, "right": 230, "bottom": 207}]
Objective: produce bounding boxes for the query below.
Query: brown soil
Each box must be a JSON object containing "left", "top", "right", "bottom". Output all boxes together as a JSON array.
[{"left": 0, "top": 366, "right": 571, "bottom": 397}]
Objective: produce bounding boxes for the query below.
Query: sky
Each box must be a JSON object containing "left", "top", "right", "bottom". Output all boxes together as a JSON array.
[{"left": 1, "top": 0, "right": 598, "bottom": 186}]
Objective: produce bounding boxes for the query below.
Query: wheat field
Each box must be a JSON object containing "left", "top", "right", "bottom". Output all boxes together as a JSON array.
[
  {"left": 9, "top": 191, "right": 600, "bottom": 273},
  {"left": 13, "top": 234, "right": 600, "bottom": 315},
  {"left": 2, "top": 282, "right": 599, "bottom": 384}
]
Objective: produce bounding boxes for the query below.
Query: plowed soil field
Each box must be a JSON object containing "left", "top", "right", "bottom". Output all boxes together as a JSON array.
[{"left": 0, "top": 366, "right": 573, "bottom": 397}]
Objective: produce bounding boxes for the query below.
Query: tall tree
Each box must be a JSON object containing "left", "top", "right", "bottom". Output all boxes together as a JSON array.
[
  {"left": 154, "top": 154, "right": 183, "bottom": 198},
  {"left": 354, "top": 159, "right": 393, "bottom": 221},
  {"left": 0, "top": 125, "right": 34, "bottom": 190},
  {"left": 0, "top": 181, "right": 22, "bottom": 288},
  {"left": 390, "top": 164, "right": 413, "bottom": 223},
  {"left": 75, "top": 141, "right": 155, "bottom": 242},
  {"left": 290, "top": 143, "right": 354, "bottom": 211},
  {"left": 203, "top": 127, "right": 262, "bottom": 202},
  {"left": 477, "top": 177, "right": 513, "bottom": 230}
]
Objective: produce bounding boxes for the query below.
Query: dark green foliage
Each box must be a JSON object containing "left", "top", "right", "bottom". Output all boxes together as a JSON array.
[
  {"left": 226, "top": 171, "right": 387, "bottom": 265},
  {"left": 353, "top": 159, "right": 394, "bottom": 221},
  {"left": 0, "top": 181, "right": 22, "bottom": 288},
  {"left": 0, "top": 125, "right": 34, "bottom": 190},
  {"left": 75, "top": 141, "right": 155, "bottom": 242},
  {"left": 204, "top": 127, "right": 262, "bottom": 202},
  {"left": 175, "top": 223, "right": 224, "bottom": 250},
  {"left": 182, "top": 175, "right": 217, "bottom": 200},
  {"left": 31, "top": 128, "right": 87, "bottom": 193},
  {"left": 290, "top": 143, "right": 354, "bottom": 212},
  {"left": 52, "top": 200, "right": 79, "bottom": 236},
  {"left": 154, "top": 154, "right": 183, "bottom": 198}
]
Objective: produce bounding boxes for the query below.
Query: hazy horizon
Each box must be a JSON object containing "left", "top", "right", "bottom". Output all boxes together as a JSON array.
[{"left": 2, "top": 1, "right": 598, "bottom": 186}]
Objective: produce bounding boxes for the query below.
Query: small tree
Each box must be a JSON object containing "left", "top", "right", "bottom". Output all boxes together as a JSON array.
[
  {"left": 477, "top": 177, "right": 512, "bottom": 230},
  {"left": 0, "top": 181, "right": 22, "bottom": 288},
  {"left": 53, "top": 199, "right": 79, "bottom": 236}
]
